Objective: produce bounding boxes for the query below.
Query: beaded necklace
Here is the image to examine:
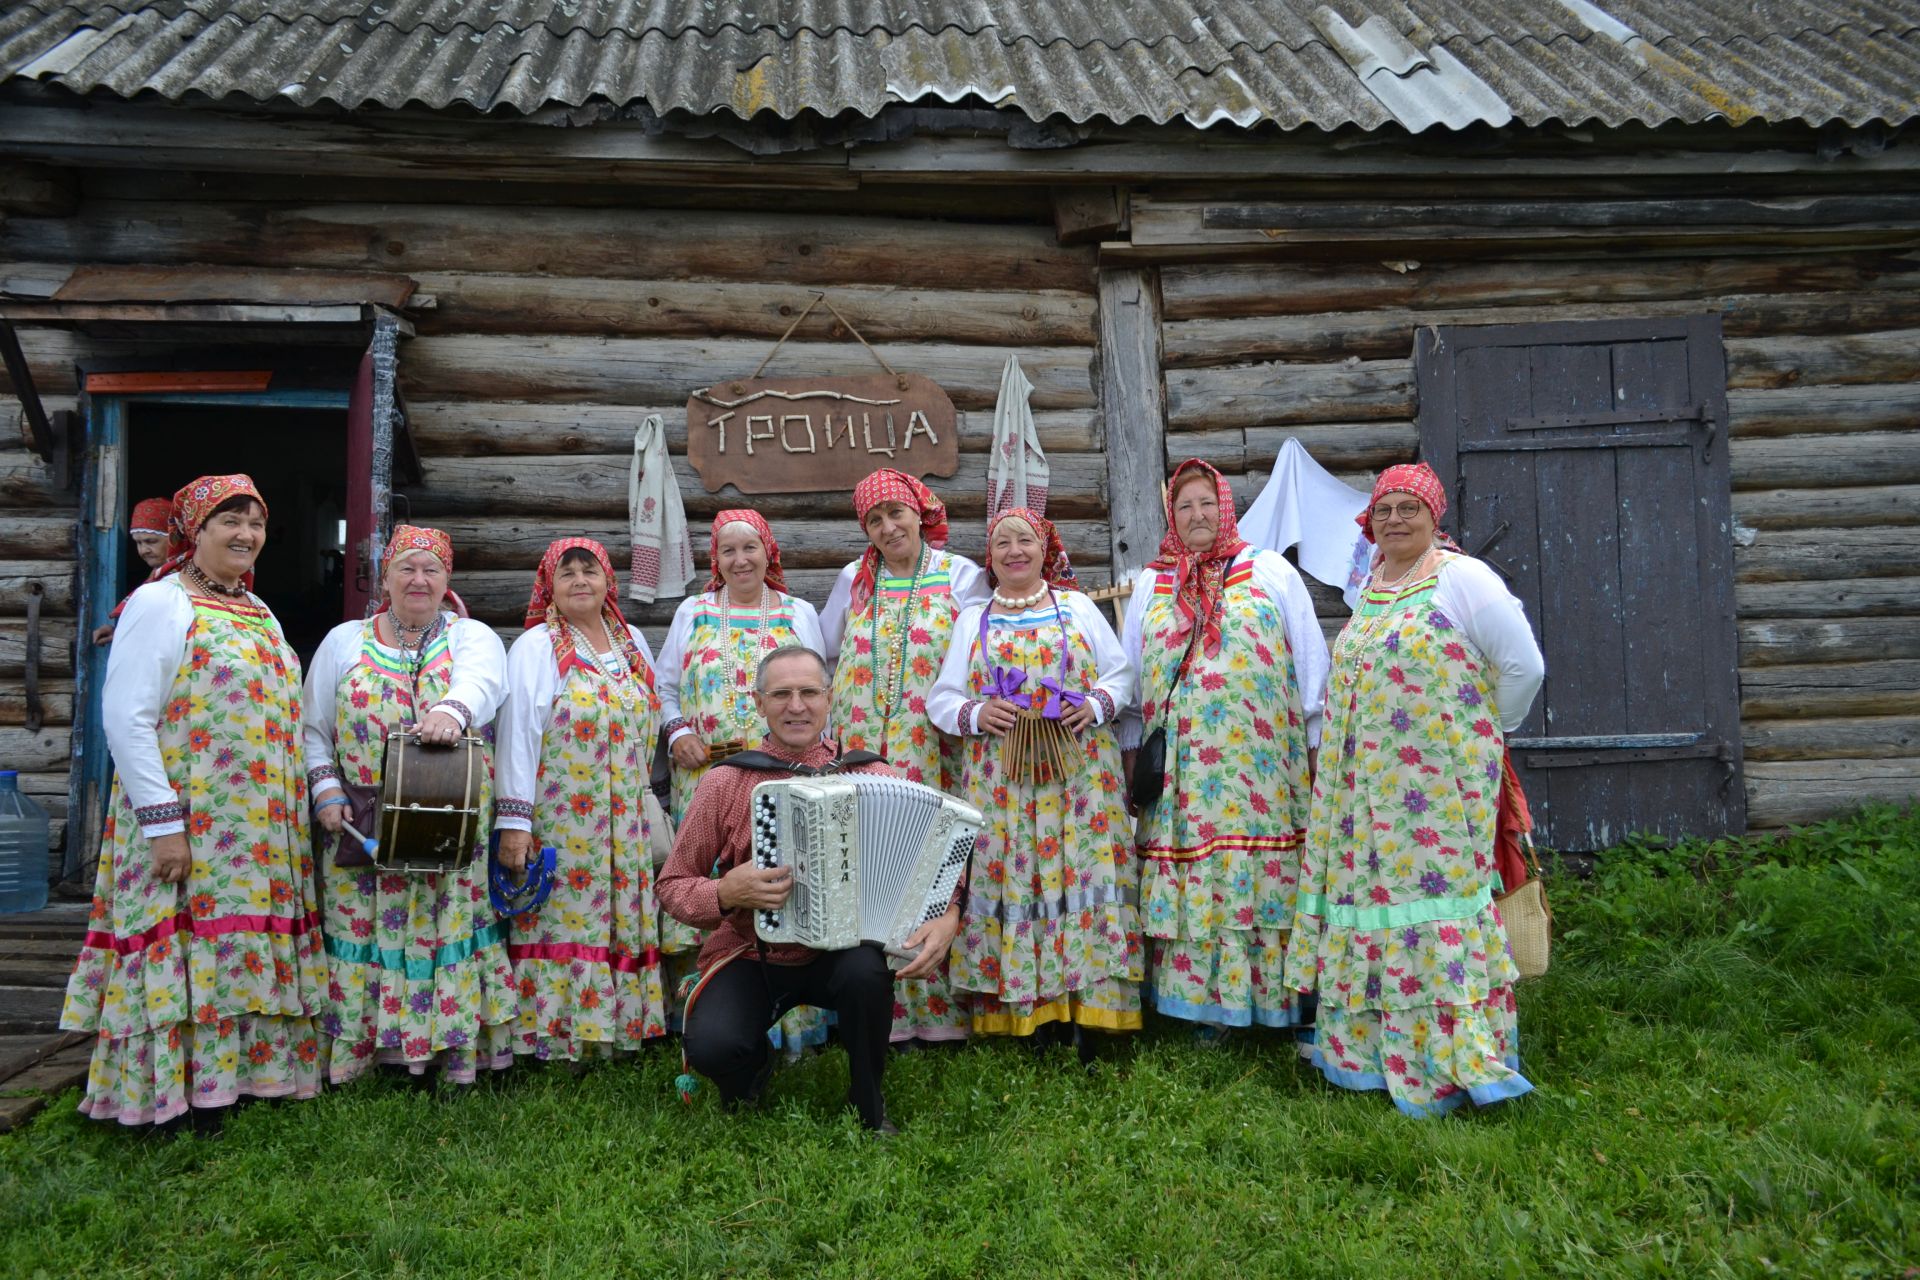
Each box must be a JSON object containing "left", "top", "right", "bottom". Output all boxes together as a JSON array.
[
  {"left": 184, "top": 562, "right": 248, "bottom": 599},
  {"left": 719, "top": 586, "right": 777, "bottom": 731},
  {"left": 565, "top": 619, "right": 640, "bottom": 711},
  {"left": 867, "top": 544, "right": 931, "bottom": 720}
]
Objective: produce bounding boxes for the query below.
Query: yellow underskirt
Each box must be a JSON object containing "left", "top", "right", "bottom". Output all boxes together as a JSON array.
[{"left": 971, "top": 996, "right": 1143, "bottom": 1037}]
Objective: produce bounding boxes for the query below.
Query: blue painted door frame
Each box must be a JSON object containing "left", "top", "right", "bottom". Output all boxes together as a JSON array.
[{"left": 70, "top": 388, "right": 351, "bottom": 877}]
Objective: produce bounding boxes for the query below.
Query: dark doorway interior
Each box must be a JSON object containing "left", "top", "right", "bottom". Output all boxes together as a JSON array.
[{"left": 126, "top": 402, "right": 349, "bottom": 664}]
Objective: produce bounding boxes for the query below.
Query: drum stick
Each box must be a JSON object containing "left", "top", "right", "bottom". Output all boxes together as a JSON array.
[{"left": 341, "top": 817, "right": 379, "bottom": 859}]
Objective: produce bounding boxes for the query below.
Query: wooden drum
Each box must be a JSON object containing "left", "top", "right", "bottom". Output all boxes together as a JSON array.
[{"left": 377, "top": 732, "right": 487, "bottom": 874}]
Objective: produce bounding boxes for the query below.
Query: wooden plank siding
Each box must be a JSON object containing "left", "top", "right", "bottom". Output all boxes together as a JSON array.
[{"left": 1155, "top": 246, "right": 1920, "bottom": 830}]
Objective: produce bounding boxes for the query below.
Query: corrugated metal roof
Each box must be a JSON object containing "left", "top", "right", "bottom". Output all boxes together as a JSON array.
[{"left": 0, "top": 0, "right": 1915, "bottom": 132}]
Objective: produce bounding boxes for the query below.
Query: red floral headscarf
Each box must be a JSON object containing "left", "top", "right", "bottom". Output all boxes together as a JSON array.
[
  {"left": 381, "top": 524, "right": 469, "bottom": 619},
  {"left": 129, "top": 497, "right": 175, "bottom": 537},
  {"left": 705, "top": 509, "right": 788, "bottom": 594},
  {"left": 153, "top": 473, "right": 268, "bottom": 589},
  {"left": 1357, "top": 463, "right": 1449, "bottom": 542},
  {"left": 524, "top": 537, "right": 650, "bottom": 683},
  {"left": 1149, "top": 459, "right": 1249, "bottom": 659},
  {"left": 850, "top": 468, "right": 950, "bottom": 612},
  {"left": 984, "top": 507, "right": 1076, "bottom": 590}
]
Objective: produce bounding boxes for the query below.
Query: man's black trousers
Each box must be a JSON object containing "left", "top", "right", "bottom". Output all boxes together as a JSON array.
[{"left": 683, "top": 943, "right": 894, "bottom": 1129}]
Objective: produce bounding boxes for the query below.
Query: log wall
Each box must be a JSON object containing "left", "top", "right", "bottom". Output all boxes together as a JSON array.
[
  {"left": 1154, "top": 247, "right": 1920, "bottom": 829},
  {"left": 0, "top": 173, "right": 1108, "bottom": 877}
]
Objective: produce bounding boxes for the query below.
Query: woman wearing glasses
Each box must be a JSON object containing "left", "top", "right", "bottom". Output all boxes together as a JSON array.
[{"left": 1284, "top": 463, "right": 1544, "bottom": 1116}]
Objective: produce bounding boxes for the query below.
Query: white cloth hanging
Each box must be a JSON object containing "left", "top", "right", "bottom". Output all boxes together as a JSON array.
[
  {"left": 987, "top": 355, "right": 1049, "bottom": 517},
  {"left": 1241, "top": 437, "right": 1374, "bottom": 608},
  {"left": 627, "top": 412, "right": 695, "bottom": 604}
]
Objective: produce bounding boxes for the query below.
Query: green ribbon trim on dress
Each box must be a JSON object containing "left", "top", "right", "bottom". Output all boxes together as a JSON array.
[
  {"left": 1294, "top": 882, "right": 1492, "bottom": 930},
  {"left": 324, "top": 920, "right": 508, "bottom": 981}
]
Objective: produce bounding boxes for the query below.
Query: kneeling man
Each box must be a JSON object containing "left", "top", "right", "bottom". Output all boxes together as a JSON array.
[{"left": 658, "top": 644, "right": 960, "bottom": 1133}]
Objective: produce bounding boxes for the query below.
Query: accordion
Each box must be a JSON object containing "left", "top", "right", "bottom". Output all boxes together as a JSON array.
[{"left": 750, "top": 775, "right": 983, "bottom": 963}]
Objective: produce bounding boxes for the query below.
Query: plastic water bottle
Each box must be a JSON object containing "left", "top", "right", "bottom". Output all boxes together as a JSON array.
[{"left": 0, "top": 771, "right": 51, "bottom": 913}]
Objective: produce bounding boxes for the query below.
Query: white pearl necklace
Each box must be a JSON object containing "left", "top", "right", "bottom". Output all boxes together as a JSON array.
[
  {"left": 566, "top": 620, "right": 639, "bottom": 711},
  {"left": 993, "top": 585, "right": 1049, "bottom": 610}
]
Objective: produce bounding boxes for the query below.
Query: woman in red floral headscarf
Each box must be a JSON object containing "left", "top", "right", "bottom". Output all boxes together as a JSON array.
[
  {"left": 493, "top": 538, "right": 671, "bottom": 1062},
  {"left": 928, "top": 508, "right": 1142, "bottom": 1055},
  {"left": 1284, "top": 462, "right": 1545, "bottom": 1116},
  {"left": 1117, "top": 458, "right": 1328, "bottom": 1039},
  {"left": 62, "top": 475, "right": 325, "bottom": 1130},
  {"left": 656, "top": 509, "right": 827, "bottom": 1050},
  {"left": 818, "top": 468, "right": 989, "bottom": 1047},
  {"left": 93, "top": 497, "right": 181, "bottom": 644},
  {"left": 299, "top": 524, "right": 515, "bottom": 1085}
]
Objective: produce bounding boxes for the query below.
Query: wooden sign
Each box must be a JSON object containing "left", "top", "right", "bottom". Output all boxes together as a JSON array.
[{"left": 686, "top": 373, "right": 959, "bottom": 494}]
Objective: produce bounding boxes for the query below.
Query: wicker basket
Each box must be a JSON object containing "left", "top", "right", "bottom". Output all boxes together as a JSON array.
[{"left": 1496, "top": 835, "right": 1552, "bottom": 979}]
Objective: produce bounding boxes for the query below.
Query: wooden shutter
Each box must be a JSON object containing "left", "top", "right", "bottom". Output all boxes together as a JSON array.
[
  {"left": 1417, "top": 315, "right": 1743, "bottom": 849},
  {"left": 344, "top": 310, "right": 402, "bottom": 620}
]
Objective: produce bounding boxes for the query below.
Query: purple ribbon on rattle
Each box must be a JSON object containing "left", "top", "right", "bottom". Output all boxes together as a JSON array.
[
  {"left": 1036, "top": 676, "right": 1086, "bottom": 719},
  {"left": 983, "top": 665, "right": 1031, "bottom": 708}
]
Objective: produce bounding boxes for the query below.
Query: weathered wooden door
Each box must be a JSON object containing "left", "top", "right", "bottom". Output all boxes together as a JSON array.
[{"left": 1417, "top": 315, "right": 1743, "bottom": 849}]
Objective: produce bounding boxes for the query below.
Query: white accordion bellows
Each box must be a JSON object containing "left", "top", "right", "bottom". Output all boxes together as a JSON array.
[{"left": 751, "top": 775, "right": 983, "bottom": 959}]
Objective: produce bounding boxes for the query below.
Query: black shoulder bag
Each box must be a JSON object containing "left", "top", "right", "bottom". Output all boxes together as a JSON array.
[{"left": 1128, "top": 621, "right": 1204, "bottom": 811}]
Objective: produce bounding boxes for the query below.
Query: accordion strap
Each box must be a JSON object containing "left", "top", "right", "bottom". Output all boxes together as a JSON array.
[{"left": 714, "top": 749, "right": 886, "bottom": 776}]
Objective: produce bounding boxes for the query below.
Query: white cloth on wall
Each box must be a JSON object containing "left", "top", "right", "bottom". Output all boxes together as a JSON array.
[
  {"left": 299, "top": 614, "right": 507, "bottom": 800},
  {"left": 987, "top": 354, "right": 1049, "bottom": 517},
  {"left": 1241, "top": 437, "right": 1374, "bottom": 608},
  {"left": 627, "top": 412, "right": 695, "bottom": 604}
]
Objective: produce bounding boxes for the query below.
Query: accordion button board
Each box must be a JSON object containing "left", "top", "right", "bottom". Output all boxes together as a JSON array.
[{"left": 750, "top": 775, "right": 983, "bottom": 960}]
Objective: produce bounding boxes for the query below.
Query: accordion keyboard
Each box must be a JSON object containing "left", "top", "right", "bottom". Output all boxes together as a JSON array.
[{"left": 749, "top": 774, "right": 983, "bottom": 955}]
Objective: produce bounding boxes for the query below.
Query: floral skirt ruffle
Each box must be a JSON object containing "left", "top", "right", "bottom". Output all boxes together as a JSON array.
[
  {"left": 1149, "top": 929, "right": 1304, "bottom": 1028},
  {"left": 891, "top": 971, "right": 970, "bottom": 1044},
  {"left": 76, "top": 1013, "right": 322, "bottom": 1126},
  {"left": 319, "top": 866, "right": 519, "bottom": 1084},
  {"left": 1304, "top": 988, "right": 1531, "bottom": 1117},
  {"left": 509, "top": 952, "right": 668, "bottom": 1060}
]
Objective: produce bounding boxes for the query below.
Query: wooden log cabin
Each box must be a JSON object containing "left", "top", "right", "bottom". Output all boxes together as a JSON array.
[{"left": 1, "top": 1, "right": 1916, "bottom": 885}]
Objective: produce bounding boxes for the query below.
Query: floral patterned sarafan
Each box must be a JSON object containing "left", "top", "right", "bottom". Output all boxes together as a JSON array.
[
  {"left": 950, "top": 605, "right": 1142, "bottom": 1034},
  {"left": 62, "top": 591, "right": 324, "bottom": 1124},
  {"left": 831, "top": 553, "right": 971, "bottom": 1043},
  {"left": 317, "top": 622, "right": 516, "bottom": 1082},
  {"left": 1283, "top": 553, "right": 1532, "bottom": 1116},
  {"left": 509, "top": 647, "right": 669, "bottom": 1058},
  {"left": 1136, "top": 557, "right": 1312, "bottom": 1027}
]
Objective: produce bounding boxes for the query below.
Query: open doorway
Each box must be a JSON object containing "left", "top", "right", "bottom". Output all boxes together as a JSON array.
[{"left": 124, "top": 401, "right": 349, "bottom": 664}]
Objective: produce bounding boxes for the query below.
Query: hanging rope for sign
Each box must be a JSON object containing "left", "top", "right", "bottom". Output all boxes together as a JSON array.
[{"left": 749, "top": 292, "right": 909, "bottom": 392}]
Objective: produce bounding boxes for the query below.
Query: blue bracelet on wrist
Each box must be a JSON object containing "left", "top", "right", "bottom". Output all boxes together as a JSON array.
[{"left": 313, "top": 795, "right": 349, "bottom": 813}]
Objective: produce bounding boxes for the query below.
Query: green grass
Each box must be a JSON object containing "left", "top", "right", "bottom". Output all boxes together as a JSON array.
[{"left": 4, "top": 807, "right": 1918, "bottom": 1279}]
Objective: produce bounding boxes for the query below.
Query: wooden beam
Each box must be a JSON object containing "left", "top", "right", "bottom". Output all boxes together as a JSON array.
[
  {"left": 1741, "top": 660, "right": 1920, "bottom": 718},
  {"left": 1052, "top": 187, "right": 1126, "bottom": 246},
  {"left": 1739, "top": 617, "right": 1920, "bottom": 667},
  {"left": 1097, "top": 268, "right": 1166, "bottom": 580},
  {"left": 1202, "top": 195, "right": 1920, "bottom": 231},
  {"left": 1746, "top": 758, "right": 1920, "bottom": 827},
  {"left": 0, "top": 103, "right": 855, "bottom": 189},
  {"left": 408, "top": 274, "right": 1096, "bottom": 345},
  {"left": 398, "top": 336, "right": 1093, "bottom": 411},
  {"left": 1743, "top": 715, "right": 1920, "bottom": 762},
  {"left": 404, "top": 402, "right": 1102, "bottom": 458},
  {"left": 0, "top": 163, "right": 75, "bottom": 217}
]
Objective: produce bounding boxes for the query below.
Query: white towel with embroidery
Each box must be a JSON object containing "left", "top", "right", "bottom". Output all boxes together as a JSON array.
[
  {"left": 627, "top": 412, "right": 694, "bottom": 604},
  {"left": 988, "top": 354, "right": 1049, "bottom": 517},
  {"left": 1241, "top": 437, "right": 1374, "bottom": 608}
]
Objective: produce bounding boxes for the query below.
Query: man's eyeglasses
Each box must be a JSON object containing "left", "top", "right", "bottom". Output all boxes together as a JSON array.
[
  {"left": 1370, "top": 501, "right": 1427, "bottom": 523},
  {"left": 760, "top": 686, "right": 829, "bottom": 704}
]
